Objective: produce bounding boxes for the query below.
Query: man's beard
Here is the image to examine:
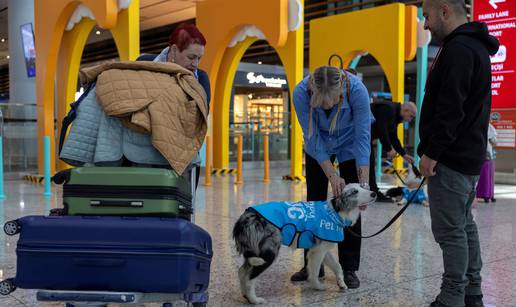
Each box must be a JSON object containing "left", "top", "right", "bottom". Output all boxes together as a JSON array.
[{"left": 431, "top": 27, "right": 446, "bottom": 43}]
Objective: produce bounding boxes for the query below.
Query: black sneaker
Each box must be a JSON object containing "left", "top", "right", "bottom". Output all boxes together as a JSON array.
[
  {"left": 465, "top": 295, "right": 484, "bottom": 307},
  {"left": 490, "top": 198, "right": 496, "bottom": 203},
  {"left": 343, "top": 271, "right": 360, "bottom": 289},
  {"left": 484, "top": 198, "right": 490, "bottom": 203},
  {"left": 290, "top": 266, "right": 325, "bottom": 282},
  {"left": 429, "top": 300, "right": 452, "bottom": 307}
]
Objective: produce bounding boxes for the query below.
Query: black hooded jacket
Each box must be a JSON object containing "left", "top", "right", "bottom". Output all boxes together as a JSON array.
[{"left": 417, "top": 22, "right": 500, "bottom": 175}]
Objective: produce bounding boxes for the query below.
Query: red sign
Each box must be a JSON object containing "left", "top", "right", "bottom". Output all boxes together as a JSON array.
[
  {"left": 474, "top": 0, "right": 516, "bottom": 109},
  {"left": 491, "top": 109, "right": 516, "bottom": 148}
]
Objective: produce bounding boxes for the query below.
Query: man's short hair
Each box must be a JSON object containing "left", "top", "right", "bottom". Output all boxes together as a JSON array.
[{"left": 436, "top": 0, "right": 468, "bottom": 16}]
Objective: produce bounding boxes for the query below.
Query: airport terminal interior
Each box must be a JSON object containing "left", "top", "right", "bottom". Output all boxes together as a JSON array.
[{"left": 0, "top": 0, "right": 514, "bottom": 306}]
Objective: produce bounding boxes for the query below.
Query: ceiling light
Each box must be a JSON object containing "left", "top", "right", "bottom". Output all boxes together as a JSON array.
[
  {"left": 6, "top": 55, "right": 9, "bottom": 59},
  {"left": 258, "top": 61, "right": 262, "bottom": 65},
  {"left": 95, "top": 30, "right": 101, "bottom": 35},
  {"left": 1, "top": 38, "right": 5, "bottom": 43}
]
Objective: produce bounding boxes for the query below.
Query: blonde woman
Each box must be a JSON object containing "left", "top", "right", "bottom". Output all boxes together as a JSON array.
[{"left": 291, "top": 66, "right": 374, "bottom": 288}]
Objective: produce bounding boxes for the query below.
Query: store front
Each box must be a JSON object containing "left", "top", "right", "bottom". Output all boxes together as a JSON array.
[{"left": 229, "top": 63, "right": 291, "bottom": 162}]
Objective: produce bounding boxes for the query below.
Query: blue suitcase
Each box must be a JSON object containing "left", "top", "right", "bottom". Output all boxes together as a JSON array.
[{"left": 0, "top": 216, "right": 212, "bottom": 295}]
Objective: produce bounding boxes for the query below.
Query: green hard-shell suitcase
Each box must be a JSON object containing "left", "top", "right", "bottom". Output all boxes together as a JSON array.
[{"left": 52, "top": 167, "right": 192, "bottom": 220}]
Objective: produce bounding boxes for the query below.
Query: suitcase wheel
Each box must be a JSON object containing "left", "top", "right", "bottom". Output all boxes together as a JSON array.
[
  {"left": 192, "top": 303, "right": 207, "bottom": 307},
  {"left": 0, "top": 279, "right": 16, "bottom": 295},
  {"left": 4, "top": 220, "right": 21, "bottom": 236}
]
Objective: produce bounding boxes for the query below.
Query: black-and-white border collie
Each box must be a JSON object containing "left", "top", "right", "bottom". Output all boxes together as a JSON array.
[{"left": 232, "top": 183, "right": 376, "bottom": 304}]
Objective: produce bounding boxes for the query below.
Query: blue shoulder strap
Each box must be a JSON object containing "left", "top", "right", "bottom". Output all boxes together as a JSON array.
[{"left": 58, "top": 81, "right": 96, "bottom": 155}]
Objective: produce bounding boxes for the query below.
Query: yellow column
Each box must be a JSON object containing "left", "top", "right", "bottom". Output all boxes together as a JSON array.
[
  {"left": 390, "top": 7, "right": 406, "bottom": 171},
  {"left": 34, "top": 0, "right": 118, "bottom": 175},
  {"left": 111, "top": 0, "right": 140, "bottom": 61},
  {"left": 277, "top": 0, "right": 305, "bottom": 179},
  {"left": 212, "top": 38, "right": 257, "bottom": 169},
  {"left": 56, "top": 19, "right": 96, "bottom": 171}
]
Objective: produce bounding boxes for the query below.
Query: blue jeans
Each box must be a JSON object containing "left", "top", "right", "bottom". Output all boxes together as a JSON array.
[{"left": 428, "top": 164, "right": 482, "bottom": 307}]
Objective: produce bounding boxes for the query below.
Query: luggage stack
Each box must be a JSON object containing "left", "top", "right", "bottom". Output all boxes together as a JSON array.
[{"left": 0, "top": 167, "right": 213, "bottom": 307}]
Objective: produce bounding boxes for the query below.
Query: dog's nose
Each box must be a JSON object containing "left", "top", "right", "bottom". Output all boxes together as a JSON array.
[{"left": 371, "top": 192, "right": 377, "bottom": 198}]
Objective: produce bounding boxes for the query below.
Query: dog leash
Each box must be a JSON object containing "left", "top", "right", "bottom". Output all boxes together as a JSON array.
[
  {"left": 385, "top": 158, "right": 422, "bottom": 186},
  {"left": 348, "top": 177, "right": 427, "bottom": 239}
]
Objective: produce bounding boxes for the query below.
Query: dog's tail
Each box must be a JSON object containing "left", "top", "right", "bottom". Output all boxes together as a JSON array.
[{"left": 248, "top": 257, "right": 266, "bottom": 266}]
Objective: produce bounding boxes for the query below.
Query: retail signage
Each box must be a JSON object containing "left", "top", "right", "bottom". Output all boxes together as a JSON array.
[
  {"left": 491, "top": 109, "right": 516, "bottom": 148},
  {"left": 475, "top": 0, "right": 516, "bottom": 148},
  {"left": 474, "top": 0, "right": 515, "bottom": 109},
  {"left": 246, "top": 72, "right": 287, "bottom": 88}
]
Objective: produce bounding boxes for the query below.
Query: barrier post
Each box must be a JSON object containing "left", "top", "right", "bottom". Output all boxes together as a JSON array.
[
  {"left": 235, "top": 134, "right": 243, "bottom": 184},
  {"left": 263, "top": 133, "right": 270, "bottom": 183},
  {"left": 204, "top": 136, "right": 212, "bottom": 186},
  {"left": 43, "top": 136, "right": 52, "bottom": 197}
]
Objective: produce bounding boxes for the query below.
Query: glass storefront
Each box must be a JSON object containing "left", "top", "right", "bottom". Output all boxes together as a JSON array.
[{"left": 229, "top": 64, "right": 291, "bottom": 162}]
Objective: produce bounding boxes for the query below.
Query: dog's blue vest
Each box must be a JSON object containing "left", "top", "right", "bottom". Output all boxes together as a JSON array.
[
  {"left": 401, "top": 187, "right": 427, "bottom": 204},
  {"left": 250, "top": 201, "right": 352, "bottom": 249}
]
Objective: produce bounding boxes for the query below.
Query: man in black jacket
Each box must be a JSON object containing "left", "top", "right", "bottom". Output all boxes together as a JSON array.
[
  {"left": 370, "top": 100, "right": 417, "bottom": 201},
  {"left": 419, "top": 1, "right": 499, "bottom": 307}
]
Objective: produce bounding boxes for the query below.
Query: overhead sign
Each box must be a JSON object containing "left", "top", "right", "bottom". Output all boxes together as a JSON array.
[
  {"left": 246, "top": 72, "right": 287, "bottom": 88},
  {"left": 474, "top": 0, "right": 515, "bottom": 109}
]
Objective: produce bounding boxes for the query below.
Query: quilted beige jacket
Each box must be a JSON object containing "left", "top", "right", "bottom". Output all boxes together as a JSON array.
[{"left": 79, "top": 61, "right": 208, "bottom": 175}]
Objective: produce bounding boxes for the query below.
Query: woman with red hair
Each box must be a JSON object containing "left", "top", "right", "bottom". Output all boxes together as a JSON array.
[
  {"left": 153, "top": 22, "right": 210, "bottom": 106},
  {"left": 140, "top": 23, "right": 210, "bottom": 189}
]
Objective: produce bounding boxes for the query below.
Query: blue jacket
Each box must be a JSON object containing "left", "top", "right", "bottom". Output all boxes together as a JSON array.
[
  {"left": 293, "top": 72, "right": 374, "bottom": 165},
  {"left": 250, "top": 201, "right": 352, "bottom": 249}
]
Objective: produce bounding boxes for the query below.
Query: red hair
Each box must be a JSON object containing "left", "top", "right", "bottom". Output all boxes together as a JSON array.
[{"left": 168, "top": 23, "right": 206, "bottom": 52}]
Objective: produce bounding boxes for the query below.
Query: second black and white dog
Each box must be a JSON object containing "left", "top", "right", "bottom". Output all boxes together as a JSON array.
[{"left": 232, "top": 183, "right": 376, "bottom": 304}]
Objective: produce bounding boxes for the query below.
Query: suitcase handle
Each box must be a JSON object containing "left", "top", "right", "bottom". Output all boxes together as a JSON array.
[
  {"left": 90, "top": 200, "right": 143, "bottom": 208},
  {"left": 73, "top": 258, "right": 126, "bottom": 267}
]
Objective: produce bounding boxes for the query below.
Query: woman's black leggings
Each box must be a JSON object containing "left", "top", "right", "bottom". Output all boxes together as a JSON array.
[{"left": 303, "top": 153, "right": 362, "bottom": 271}]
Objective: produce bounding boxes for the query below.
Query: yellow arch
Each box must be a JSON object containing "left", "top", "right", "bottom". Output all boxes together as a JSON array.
[
  {"left": 212, "top": 38, "right": 258, "bottom": 168},
  {"left": 56, "top": 1, "right": 140, "bottom": 171},
  {"left": 310, "top": 3, "right": 417, "bottom": 169},
  {"left": 197, "top": 0, "right": 304, "bottom": 177},
  {"left": 35, "top": 0, "right": 139, "bottom": 174}
]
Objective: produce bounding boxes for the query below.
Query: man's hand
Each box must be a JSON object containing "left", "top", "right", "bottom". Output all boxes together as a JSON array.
[
  {"left": 403, "top": 154, "right": 415, "bottom": 165},
  {"left": 387, "top": 149, "right": 397, "bottom": 160},
  {"left": 419, "top": 155, "right": 437, "bottom": 177}
]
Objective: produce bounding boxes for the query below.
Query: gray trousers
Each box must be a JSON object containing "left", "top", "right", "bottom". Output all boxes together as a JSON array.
[{"left": 428, "top": 164, "right": 482, "bottom": 306}]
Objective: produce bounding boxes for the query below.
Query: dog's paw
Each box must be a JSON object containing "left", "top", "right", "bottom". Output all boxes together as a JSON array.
[
  {"left": 254, "top": 297, "right": 266, "bottom": 305},
  {"left": 244, "top": 295, "right": 266, "bottom": 305},
  {"left": 310, "top": 281, "right": 326, "bottom": 291},
  {"left": 337, "top": 279, "right": 347, "bottom": 291}
]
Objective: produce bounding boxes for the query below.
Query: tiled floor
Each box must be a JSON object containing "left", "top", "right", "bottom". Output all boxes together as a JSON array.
[{"left": 0, "top": 169, "right": 515, "bottom": 307}]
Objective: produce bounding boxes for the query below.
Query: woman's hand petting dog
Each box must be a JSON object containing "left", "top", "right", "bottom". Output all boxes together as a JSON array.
[{"left": 329, "top": 175, "right": 346, "bottom": 198}]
